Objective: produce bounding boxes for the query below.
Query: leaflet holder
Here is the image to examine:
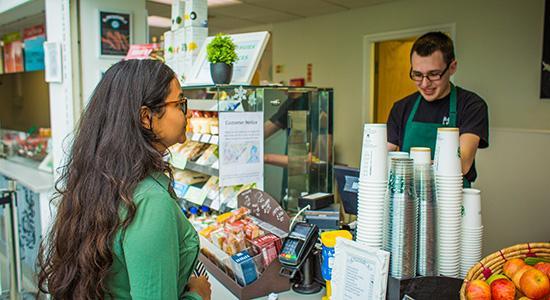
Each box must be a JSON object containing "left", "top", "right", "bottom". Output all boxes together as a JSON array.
[
  {"left": 198, "top": 189, "right": 292, "bottom": 299},
  {"left": 0, "top": 180, "right": 23, "bottom": 299}
]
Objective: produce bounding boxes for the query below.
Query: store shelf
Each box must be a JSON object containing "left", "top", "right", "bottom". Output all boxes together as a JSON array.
[
  {"left": 185, "top": 161, "right": 219, "bottom": 177},
  {"left": 188, "top": 99, "right": 242, "bottom": 112},
  {"left": 186, "top": 132, "right": 219, "bottom": 145}
]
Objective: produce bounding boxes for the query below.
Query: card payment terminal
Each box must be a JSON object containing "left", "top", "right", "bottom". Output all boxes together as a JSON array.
[{"left": 279, "top": 222, "right": 319, "bottom": 266}]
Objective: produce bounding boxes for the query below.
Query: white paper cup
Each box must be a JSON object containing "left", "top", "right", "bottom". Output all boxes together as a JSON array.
[
  {"left": 359, "top": 124, "right": 388, "bottom": 181},
  {"left": 434, "top": 128, "right": 462, "bottom": 176},
  {"left": 410, "top": 147, "right": 431, "bottom": 165},
  {"left": 462, "top": 188, "right": 482, "bottom": 227}
]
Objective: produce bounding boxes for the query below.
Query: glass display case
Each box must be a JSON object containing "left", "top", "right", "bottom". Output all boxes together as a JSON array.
[{"left": 178, "top": 85, "right": 333, "bottom": 213}]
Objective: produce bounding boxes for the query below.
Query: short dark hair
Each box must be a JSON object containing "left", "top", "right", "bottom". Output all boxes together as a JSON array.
[{"left": 410, "top": 32, "right": 455, "bottom": 65}]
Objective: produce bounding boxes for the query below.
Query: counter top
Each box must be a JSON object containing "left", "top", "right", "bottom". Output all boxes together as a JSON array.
[
  {"left": 0, "top": 158, "right": 54, "bottom": 193},
  {"left": 209, "top": 271, "right": 325, "bottom": 300}
]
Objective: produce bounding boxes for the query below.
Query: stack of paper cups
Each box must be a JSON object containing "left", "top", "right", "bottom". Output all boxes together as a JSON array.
[
  {"left": 460, "top": 188, "right": 483, "bottom": 278},
  {"left": 434, "top": 127, "right": 463, "bottom": 278},
  {"left": 410, "top": 147, "right": 431, "bottom": 166},
  {"left": 413, "top": 148, "right": 437, "bottom": 276},
  {"left": 383, "top": 151, "right": 409, "bottom": 251},
  {"left": 356, "top": 124, "right": 389, "bottom": 249}
]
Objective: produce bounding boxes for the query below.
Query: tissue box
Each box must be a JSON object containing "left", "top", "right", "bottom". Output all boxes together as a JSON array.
[
  {"left": 163, "top": 31, "right": 174, "bottom": 60},
  {"left": 173, "top": 27, "right": 186, "bottom": 56},
  {"left": 184, "top": 0, "right": 208, "bottom": 28},
  {"left": 185, "top": 27, "right": 208, "bottom": 57},
  {"left": 171, "top": 0, "right": 185, "bottom": 30}
]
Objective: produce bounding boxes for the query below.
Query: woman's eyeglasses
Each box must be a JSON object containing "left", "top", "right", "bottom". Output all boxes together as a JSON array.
[{"left": 160, "top": 95, "right": 187, "bottom": 115}]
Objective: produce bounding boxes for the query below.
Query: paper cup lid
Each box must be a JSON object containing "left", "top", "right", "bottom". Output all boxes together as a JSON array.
[
  {"left": 438, "top": 127, "right": 459, "bottom": 132},
  {"left": 410, "top": 147, "right": 431, "bottom": 152}
]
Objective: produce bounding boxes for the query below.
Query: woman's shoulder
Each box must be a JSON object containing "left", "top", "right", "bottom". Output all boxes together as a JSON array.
[{"left": 133, "top": 173, "right": 172, "bottom": 202}]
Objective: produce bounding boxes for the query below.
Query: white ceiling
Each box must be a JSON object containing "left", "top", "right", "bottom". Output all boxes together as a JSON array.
[{"left": 147, "top": 0, "right": 398, "bottom": 36}]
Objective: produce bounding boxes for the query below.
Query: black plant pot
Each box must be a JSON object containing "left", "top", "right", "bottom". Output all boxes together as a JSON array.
[{"left": 210, "top": 63, "right": 233, "bottom": 84}]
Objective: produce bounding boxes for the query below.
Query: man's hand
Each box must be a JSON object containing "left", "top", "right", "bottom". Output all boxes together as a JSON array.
[{"left": 459, "top": 133, "right": 480, "bottom": 175}]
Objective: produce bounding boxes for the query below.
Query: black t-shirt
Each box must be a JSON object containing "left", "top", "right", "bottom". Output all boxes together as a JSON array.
[{"left": 387, "top": 86, "right": 489, "bottom": 182}]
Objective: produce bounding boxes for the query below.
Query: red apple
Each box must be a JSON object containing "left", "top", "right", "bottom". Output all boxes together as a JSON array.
[
  {"left": 503, "top": 258, "right": 526, "bottom": 278},
  {"left": 466, "top": 280, "right": 491, "bottom": 300},
  {"left": 534, "top": 262, "right": 550, "bottom": 278},
  {"left": 520, "top": 268, "right": 550, "bottom": 299},
  {"left": 513, "top": 265, "right": 535, "bottom": 289},
  {"left": 491, "top": 278, "right": 516, "bottom": 300}
]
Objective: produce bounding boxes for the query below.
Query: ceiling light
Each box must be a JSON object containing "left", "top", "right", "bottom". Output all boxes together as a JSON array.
[
  {"left": 208, "top": 0, "right": 241, "bottom": 7},
  {"left": 148, "top": 16, "right": 171, "bottom": 28},
  {"left": 149, "top": 0, "right": 173, "bottom": 5},
  {"left": 149, "top": 0, "right": 241, "bottom": 7}
]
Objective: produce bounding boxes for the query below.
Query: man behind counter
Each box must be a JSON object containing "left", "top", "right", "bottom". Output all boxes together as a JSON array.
[{"left": 387, "top": 32, "right": 489, "bottom": 187}]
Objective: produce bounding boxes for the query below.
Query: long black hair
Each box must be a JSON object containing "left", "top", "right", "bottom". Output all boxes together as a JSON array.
[{"left": 38, "top": 59, "right": 177, "bottom": 299}]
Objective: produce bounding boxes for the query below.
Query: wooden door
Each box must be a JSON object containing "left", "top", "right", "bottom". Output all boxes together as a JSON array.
[{"left": 374, "top": 38, "right": 418, "bottom": 123}]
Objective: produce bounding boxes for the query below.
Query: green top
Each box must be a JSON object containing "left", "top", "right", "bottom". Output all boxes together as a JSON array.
[{"left": 107, "top": 173, "right": 202, "bottom": 300}]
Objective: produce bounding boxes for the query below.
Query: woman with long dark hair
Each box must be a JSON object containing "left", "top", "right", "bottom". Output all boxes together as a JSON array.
[{"left": 38, "top": 59, "right": 211, "bottom": 300}]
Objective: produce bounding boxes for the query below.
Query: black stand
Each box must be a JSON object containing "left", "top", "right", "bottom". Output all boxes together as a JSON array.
[
  {"left": 386, "top": 276, "right": 463, "bottom": 300},
  {"left": 292, "top": 254, "right": 322, "bottom": 294}
]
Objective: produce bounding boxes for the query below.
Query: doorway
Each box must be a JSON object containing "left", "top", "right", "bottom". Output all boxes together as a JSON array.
[{"left": 373, "top": 37, "right": 417, "bottom": 123}]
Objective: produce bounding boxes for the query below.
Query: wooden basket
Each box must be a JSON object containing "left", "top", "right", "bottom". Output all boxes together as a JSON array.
[{"left": 459, "top": 242, "right": 550, "bottom": 300}]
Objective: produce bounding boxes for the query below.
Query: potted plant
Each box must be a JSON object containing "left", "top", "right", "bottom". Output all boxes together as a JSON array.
[{"left": 207, "top": 33, "right": 238, "bottom": 84}]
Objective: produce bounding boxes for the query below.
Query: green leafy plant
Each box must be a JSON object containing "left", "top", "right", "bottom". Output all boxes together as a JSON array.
[{"left": 207, "top": 33, "right": 238, "bottom": 64}]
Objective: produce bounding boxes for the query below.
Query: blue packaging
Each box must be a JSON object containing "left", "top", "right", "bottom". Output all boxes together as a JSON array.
[{"left": 230, "top": 250, "right": 258, "bottom": 286}]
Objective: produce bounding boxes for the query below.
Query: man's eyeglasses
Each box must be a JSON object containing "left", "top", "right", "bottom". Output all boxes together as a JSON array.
[
  {"left": 159, "top": 95, "right": 187, "bottom": 115},
  {"left": 409, "top": 63, "right": 451, "bottom": 82}
]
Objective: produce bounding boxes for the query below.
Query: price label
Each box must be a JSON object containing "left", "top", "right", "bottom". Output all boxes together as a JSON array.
[{"left": 170, "top": 152, "right": 187, "bottom": 170}]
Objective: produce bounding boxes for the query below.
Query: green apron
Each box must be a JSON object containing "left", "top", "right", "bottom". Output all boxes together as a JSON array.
[{"left": 401, "top": 84, "right": 471, "bottom": 188}]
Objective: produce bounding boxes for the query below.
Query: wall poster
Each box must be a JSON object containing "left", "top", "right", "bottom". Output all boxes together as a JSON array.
[{"left": 100, "top": 11, "right": 131, "bottom": 57}]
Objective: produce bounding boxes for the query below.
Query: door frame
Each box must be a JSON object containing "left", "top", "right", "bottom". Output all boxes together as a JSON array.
[{"left": 362, "top": 23, "right": 456, "bottom": 124}]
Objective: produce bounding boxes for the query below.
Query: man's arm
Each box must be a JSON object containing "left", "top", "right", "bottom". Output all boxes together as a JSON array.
[
  {"left": 460, "top": 133, "right": 480, "bottom": 175},
  {"left": 264, "top": 120, "right": 281, "bottom": 139},
  {"left": 387, "top": 143, "right": 398, "bottom": 151}
]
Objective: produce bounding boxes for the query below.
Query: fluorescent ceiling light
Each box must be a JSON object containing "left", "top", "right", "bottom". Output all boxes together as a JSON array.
[
  {"left": 149, "top": 0, "right": 172, "bottom": 4},
  {"left": 208, "top": 0, "right": 241, "bottom": 7},
  {"left": 148, "top": 15, "right": 171, "bottom": 28},
  {"left": 148, "top": 0, "right": 241, "bottom": 7}
]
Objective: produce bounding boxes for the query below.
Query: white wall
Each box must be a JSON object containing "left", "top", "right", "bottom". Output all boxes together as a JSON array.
[
  {"left": 235, "top": 0, "right": 549, "bottom": 168},
  {"left": 475, "top": 128, "right": 550, "bottom": 255},
  {"left": 231, "top": 0, "right": 550, "bottom": 254},
  {"left": 79, "top": 0, "right": 147, "bottom": 106}
]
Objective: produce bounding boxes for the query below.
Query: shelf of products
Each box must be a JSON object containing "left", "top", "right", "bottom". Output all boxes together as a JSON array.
[{"left": 169, "top": 85, "right": 265, "bottom": 212}]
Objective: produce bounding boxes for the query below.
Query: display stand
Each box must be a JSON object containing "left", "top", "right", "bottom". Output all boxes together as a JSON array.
[
  {"left": 386, "top": 276, "right": 463, "bottom": 300},
  {"left": 198, "top": 189, "right": 291, "bottom": 299}
]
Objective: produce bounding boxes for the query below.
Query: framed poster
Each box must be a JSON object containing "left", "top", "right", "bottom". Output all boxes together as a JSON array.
[
  {"left": 541, "top": 0, "right": 550, "bottom": 98},
  {"left": 99, "top": 11, "right": 131, "bottom": 57}
]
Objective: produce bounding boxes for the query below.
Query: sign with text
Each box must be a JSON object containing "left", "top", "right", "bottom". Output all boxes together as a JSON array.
[
  {"left": 218, "top": 112, "right": 263, "bottom": 187},
  {"left": 185, "top": 31, "right": 270, "bottom": 85}
]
